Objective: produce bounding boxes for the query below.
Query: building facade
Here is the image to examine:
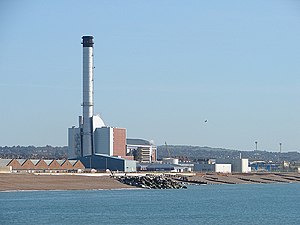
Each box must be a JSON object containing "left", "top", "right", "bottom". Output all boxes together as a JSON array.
[
  {"left": 0, "top": 159, "right": 85, "bottom": 173},
  {"left": 78, "top": 154, "right": 136, "bottom": 172},
  {"left": 216, "top": 158, "right": 251, "bottom": 173},
  {"left": 126, "top": 138, "right": 157, "bottom": 163}
]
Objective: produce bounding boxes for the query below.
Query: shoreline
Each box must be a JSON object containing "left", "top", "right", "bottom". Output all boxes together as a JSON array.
[
  {"left": 0, "top": 173, "right": 135, "bottom": 191},
  {"left": 0, "top": 172, "right": 299, "bottom": 192},
  {"left": 0, "top": 188, "right": 142, "bottom": 193},
  {"left": 179, "top": 172, "right": 300, "bottom": 185}
]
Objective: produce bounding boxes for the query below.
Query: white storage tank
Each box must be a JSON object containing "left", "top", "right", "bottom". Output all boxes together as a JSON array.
[
  {"left": 162, "top": 158, "right": 179, "bottom": 165},
  {"left": 241, "top": 159, "right": 249, "bottom": 173}
]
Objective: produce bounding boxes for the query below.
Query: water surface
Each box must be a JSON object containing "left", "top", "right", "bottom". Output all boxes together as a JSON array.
[{"left": 0, "top": 183, "right": 299, "bottom": 225}]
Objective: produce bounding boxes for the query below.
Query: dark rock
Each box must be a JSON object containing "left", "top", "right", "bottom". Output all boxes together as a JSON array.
[{"left": 117, "top": 175, "right": 187, "bottom": 189}]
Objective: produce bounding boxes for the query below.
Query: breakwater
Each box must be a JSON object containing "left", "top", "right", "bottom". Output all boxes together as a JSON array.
[{"left": 117, "top": 175, "right": 187, "bottom": 189}]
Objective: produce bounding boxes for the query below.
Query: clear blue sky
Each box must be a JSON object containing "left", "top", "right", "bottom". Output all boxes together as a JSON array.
[{"left": 1, "top": 0, "right": 300, "bottom": 152}]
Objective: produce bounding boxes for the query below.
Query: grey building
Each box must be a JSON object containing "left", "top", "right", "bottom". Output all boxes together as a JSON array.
[
  {"left": 78, "top": 154, "right": 136, "bottom": 172},
  {"left": 137, "top": 163, "right": 190, "bottom": 172}
]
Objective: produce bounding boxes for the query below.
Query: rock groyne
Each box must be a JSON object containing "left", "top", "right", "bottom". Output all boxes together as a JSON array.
[{"left": 117, "top": 175, "right": 187, "bottom": 189}]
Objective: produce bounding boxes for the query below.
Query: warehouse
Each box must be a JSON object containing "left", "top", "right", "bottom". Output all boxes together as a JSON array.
[
  {"left": 78, "top": 154, "right": 136, "bottom": 172},
  {"left": 0, "top": 159, "right": 85, "bottom": 173}
]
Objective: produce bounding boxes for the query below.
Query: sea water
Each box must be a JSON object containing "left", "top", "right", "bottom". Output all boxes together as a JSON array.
[{"left": 0, "top": 183, "right": 299, "bottom": 225}]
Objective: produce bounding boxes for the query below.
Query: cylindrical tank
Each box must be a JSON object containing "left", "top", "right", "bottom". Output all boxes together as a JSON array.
[{"left": 162, "top": 158, "right": 179, "bottom": 164}]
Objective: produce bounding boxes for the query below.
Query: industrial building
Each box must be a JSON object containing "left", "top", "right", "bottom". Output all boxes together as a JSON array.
[
  {"left": 250, "top": 161, "right": 280, "bottom": 172},
  {"left": 137, "top": 163, "right": 191, "bottom": 172},
  {"left": 68, "top": 125, "right": 128, "bottom": 159},
  {"left": 67, "top": 36, "right": 136, "bottom": 172},
  {"left": 193, "top": 157, "right": 251, "bottom": 173},
  {"left": 194, "top": 163, "right": 232, "bottom": 173},
  {"left": 136, "top": 157, "right": 193, "bottom": 172},
  {"left": 78, "top": 154, "right": 136, "bottom": 172},
  {"left": 67, "top": 36, "right": 126, "bottom": 159},
  {"left": 216, "top": 158, "right": 251, "bottom": 173},
  {"left": 0, "top": 159, "right": 85, "bottom": 173},
  {"left": 126, "top": 138, "right": 157, "bottom": 163}
]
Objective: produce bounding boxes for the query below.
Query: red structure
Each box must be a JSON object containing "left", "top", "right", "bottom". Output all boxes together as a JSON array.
[{"left": 113, "top": 128, "right": 126, "bottom": 157}]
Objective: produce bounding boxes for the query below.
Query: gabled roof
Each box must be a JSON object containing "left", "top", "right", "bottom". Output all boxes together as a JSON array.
[
  {"left": 17, "top": 159, "right": 27, "bottom": 165},
  {"left": 56, "top": 160, "right": 66, "bottom": 166},
  {"left": 30, "top": 159, "right": 40, "bottom": 166},
  {"left": 68, "top": 160, "right": 77, "bottom": 166},
  {"left": 0, "top": 159, "right": 12, "bottom": 167},
  {"left": 44, "top": 160, "right": 53, "bottom": 166}
]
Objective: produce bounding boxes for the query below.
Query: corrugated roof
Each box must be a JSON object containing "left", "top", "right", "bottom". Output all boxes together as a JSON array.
[
  {"left": 44, "top": 160, "right": 53, "bottom": 166},
  {"left": 56, "top": 160, "right": 65, "bottom": 166},
  {"left": 0, "top": 159, "right": 12, "bottom": 167},
  {"left": 68, "top": 160, "right": 77, "bottom": 166},
  {"left": 30, "top": 159, "right": 40, "bottom": 166},
  {"left": 127, "top": 138, "right": 152, "bottom": 146},
  {"left": 17, "top": 159, "right": 27, "bottom": 165}
]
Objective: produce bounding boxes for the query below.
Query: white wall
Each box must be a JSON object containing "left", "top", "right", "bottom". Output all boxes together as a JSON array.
[
  {"left": 124, "top": 160, "right": 137, "bottom": 172},
  {"left": 162, "top": 158, "right": 179, "bottom": 164},
  {"left": 215, "top": 164, "right": 231, "bottom": 173},
  {"left": 241, "top": 159, "right": 250, "bottom": 173},
  {"left": 217, "top": 158, "right": 250, "bottom": 173}
]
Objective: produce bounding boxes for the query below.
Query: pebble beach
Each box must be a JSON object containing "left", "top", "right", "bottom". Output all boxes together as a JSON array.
[{"left": 1, "top": 172, "right": 300, "bottom": 191}]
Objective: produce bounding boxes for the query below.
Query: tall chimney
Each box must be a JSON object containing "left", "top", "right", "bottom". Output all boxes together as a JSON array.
[{"left": 81, "top": 36, "right": 94, "bottom": 156}]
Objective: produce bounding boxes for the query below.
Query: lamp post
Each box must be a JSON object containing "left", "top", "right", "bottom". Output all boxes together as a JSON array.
[
  {"left": 279, "top": 143, "right": 282, "bottom": 172},
  {"left": 255, "top": 141, "right": 258, "bottom": 151},
  {"left": 279, "top": 143, "right": 282, "bottom": 154}
]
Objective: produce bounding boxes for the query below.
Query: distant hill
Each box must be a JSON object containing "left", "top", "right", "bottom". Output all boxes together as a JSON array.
[
  {"left": 157, "top": 145, "right": 300, "bottom": 162},
  {"left": 0, "top": 145, "right": 67, "bottom": 159},
  {"left": 1, "top": 145, "right": 299, "bottom": 163}
]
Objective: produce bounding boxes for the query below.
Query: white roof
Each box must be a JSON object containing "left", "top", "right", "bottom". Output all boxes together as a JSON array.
[
  {"left": 92, "top": 115, "right": 105, "bottom": 129},
  {"left": 68, "top": 160, "right": 77, "bottom": 166},
  {"left": 17, "top": 159, "right": 27, "bottom": 165},
  {"left": 30, "top": 159, "right": 40, "bottom": 166},
  {"left": 56, "top": 160, "right": 66, "bottom": 166},
  {"left": 44, "top": 160, "right": 53, "bottom": 166},
  {"left": 0, "top": 159, "right": 12, "bottom": 167}
]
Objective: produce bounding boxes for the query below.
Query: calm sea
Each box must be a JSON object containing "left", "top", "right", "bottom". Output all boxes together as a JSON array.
[{"left": 0, "top": 183, "right": 299, "bottom": 225}]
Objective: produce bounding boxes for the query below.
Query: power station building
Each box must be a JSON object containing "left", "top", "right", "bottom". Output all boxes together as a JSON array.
[
  {"left": 126, "top": 139, "right": 157, "bottom": 163},
  {"left": 68, "top": 126, "right": 127, "bottom": 159},
  {"left": 67, "top": 36, "right": 136, "bottom": 172}
]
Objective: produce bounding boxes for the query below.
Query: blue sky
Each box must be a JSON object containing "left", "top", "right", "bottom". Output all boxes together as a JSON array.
[{"left": 1, "top": 0, "right": 300, "bottom": 151}]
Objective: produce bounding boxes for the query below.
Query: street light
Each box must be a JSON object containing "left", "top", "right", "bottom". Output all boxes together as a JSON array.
[
  {"left": 255, "top": 141, "right": 258, "bottom": 151},
  {"left": 278, "top": 143, "right": 283, "bottom": 172},
  {"left": 279, "top": 143, "right": 282, "bottom": 154}
]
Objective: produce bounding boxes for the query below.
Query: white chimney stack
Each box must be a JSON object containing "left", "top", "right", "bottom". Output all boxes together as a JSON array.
[{"left": 81, "top": 36, "right": 94, "bottom": 156}]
